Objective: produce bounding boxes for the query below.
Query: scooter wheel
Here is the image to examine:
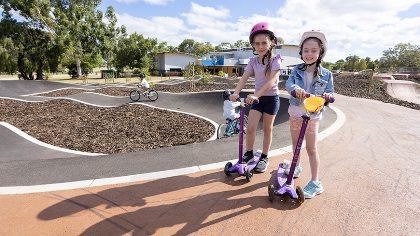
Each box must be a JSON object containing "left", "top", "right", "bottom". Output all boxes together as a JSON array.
[
  {"left": 268, "top": 184, "right": 275, "bottom": 202},
  {"left": 224, "top": 162, "right": 232, "bottom": 176},
  {"left": 296, "top": 186, "right": 305, "bottom": 204},
  {"left": 245, "top": 168, "right": 253, "bottom": 182}
]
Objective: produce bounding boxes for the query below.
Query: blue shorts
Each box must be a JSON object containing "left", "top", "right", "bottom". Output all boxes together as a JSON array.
[{"left": 251, "top": 95, "right": 280, "bottom": 115}]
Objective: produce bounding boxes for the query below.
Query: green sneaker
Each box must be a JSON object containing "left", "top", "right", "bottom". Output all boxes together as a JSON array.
[{"left": 303, "top": 180, "right": 324, "bottom": 199}]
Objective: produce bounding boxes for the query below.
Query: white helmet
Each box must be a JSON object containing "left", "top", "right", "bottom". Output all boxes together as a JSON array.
[{"left": 299, "top": 30, "right": 328, "bottom": 57}]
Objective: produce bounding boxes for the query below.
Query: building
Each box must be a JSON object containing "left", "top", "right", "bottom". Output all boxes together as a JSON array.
[
  {"left": 155, "top": 45, "right": 302, "bottom": 77},
  {"left": 155, "top": 52, "right": 198, "bottom": 76},
  {"left": 199, "top": 45, "right": 301, "bottom": 77}
]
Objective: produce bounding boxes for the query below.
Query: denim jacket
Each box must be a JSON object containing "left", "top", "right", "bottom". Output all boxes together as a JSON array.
[{"left": 286, "top": 64, "right": 334, "bottom": 112}]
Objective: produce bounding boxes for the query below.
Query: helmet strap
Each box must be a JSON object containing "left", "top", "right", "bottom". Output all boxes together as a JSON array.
[
  {"left": 298, "top": 61, "right": 316, "bottom": 71},
  {"left": 299, "top": 55, "right": 323, "bottom": 71}
]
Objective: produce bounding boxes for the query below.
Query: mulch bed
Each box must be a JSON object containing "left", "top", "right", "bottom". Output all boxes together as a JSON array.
[{"left": 0, "top": 75, "right": 418, "bottom": 155}]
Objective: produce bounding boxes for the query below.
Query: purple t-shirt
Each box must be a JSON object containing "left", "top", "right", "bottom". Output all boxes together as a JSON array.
[{"left": 245, "top": 54, "right": 282, "bottom": 96}]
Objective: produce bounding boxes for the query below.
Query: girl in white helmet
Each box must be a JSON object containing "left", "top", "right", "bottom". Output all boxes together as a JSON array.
[
  {"left": 285, "top": 30, "right": 334, "bottom": 199},
  {"left": 230, "top": 22, "right": 282, "bottom": 172}
]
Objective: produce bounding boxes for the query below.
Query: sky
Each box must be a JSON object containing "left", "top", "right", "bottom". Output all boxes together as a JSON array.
[
  {"left": 1, "top": 0, "right": 419, "bottom": 63},
  {"left": 95, "top": 0, "right": 420, "bottom": 62}
]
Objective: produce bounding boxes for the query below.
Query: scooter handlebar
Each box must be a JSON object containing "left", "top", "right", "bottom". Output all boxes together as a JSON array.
[
  {"left": 230, "top": 95, "right": 259, "bottom": 104},
  {"left": 236, "top": 97, "right": 259, "bottom": 104},
  {"left": 290, "top": 90, "right": 335, "bottom": 103}
]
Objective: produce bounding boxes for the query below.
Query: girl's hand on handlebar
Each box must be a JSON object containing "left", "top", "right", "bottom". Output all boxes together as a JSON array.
[
  {"left": 294, "top": 88, "right": 306, "bottom": 98},
  {"left": 323, "top": 93, "right": 335, "bottom": 103},
  {"left": 230, "top": 93, "right": 240, "bottom": 102},
  {"left": 246, "top": 94, "right": 258, "bottom": 104}
]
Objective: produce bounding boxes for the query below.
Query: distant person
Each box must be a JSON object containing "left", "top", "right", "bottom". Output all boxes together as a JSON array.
[
  {"left": 285, "top": 30, "right": 334, "bottom": 199},
  {"left": 139, "top": 73, "right": 149, "bottom": 93},
  {"left": 229, "top": 22, "right": 281, "bottom": 172},
  {"left": 222, "top": 90, "right": 240, "bottom": 121}
]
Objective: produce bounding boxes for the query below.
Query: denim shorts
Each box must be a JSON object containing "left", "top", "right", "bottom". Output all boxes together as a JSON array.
[{"left": 250, "top": 95, "right": 280, "bottom": 115}]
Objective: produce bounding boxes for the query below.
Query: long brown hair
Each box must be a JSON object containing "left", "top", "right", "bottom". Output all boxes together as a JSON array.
[{"left": 259, "top": 34, "right": 276, "bottom": 77}]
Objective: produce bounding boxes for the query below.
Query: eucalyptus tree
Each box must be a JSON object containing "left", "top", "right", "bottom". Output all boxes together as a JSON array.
[
  {"left": 96, "top": 6, "right": 126, "bottom": 70},
  {"left": 113, "top": 32, "right": 159, "bottom": 72},
  {"left": 1, "top": 0, "right": 124, "bottom": 78},
  {"left": 380, "top": 43, "right": 420, "bottom": 70},
  {"left": 178, "top": 39, "right": 195, "bottom": 54},
  {"left": 52, "top": 0, "right": 104, "bottom": 77},
  {"left": 0, "top": 1, "right": 60, "bottom": 79}
]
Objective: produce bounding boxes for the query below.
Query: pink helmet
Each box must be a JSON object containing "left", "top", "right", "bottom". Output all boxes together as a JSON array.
[{"left": 249, "top": 22, "right": 277, "bottom": 45}]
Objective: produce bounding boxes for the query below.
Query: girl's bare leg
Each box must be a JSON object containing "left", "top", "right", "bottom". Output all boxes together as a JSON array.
[
  {"left": 262, "top": 112, "right": 276, "bottom": 154},
  {"left": 245, "top": 109, "right": 262, "bottom": 151}
]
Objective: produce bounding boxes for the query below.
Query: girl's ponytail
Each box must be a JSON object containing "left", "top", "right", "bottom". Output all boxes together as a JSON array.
[{"left": 264, "top": 52, "right": 273, "bottom": 76}]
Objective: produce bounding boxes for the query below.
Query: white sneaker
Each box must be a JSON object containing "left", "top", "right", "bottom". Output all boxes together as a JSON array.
[{"left": 284, "top": 164, "right": 302, "bottom": 178}]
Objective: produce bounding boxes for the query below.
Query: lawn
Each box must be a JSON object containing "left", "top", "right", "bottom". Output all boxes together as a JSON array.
[{"left": 0, "top": 72, "right": 172, "bottom": 85}]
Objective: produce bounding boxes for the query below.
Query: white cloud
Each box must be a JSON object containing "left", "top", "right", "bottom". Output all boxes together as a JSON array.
[
  {"left": 116, "top": 13, "right": 186, "bottom": 45},
  {"left": 115, "top": 0, "right": 420, "bottom": 62},
  {"left": 116, "top": 0, "right": 173, "bottom": 5}
]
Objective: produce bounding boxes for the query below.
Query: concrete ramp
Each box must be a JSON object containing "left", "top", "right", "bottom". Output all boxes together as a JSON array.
[{"left": 383, "top": 80, "right": 420, "bottom": 104}]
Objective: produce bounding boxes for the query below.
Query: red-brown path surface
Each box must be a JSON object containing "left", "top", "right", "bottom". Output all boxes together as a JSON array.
[{"left": 0, "top": 94, "right": 419, "bottom": 236}]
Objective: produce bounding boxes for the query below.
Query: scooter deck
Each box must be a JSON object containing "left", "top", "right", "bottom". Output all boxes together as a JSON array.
[
  {"left": 228, "top": 150, "right": 262, "bottom": 175},
  {"left": 275, "top": 163, "right": 299, "bottom": 199}
]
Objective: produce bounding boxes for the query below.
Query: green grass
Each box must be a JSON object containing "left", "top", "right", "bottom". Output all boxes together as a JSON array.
[{"left": 0, "top": 73, "right": 173, "bottom": 85}]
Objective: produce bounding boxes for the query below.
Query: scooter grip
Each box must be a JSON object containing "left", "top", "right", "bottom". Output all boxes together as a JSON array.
[
  {"left": 233, "top": 96, "right": 259, "bottom": 104},
  {"left": 325, "top": 95, "right": 335, "bottom": 103},
  {"left": 290, "top": 90, "right": 310, "bottom": 98}
]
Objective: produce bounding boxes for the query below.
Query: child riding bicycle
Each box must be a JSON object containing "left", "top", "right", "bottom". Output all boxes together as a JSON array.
[
  {"left": 223, "top": 90, "right": 241, "bottom": 130},
  {"left": 138, "top": 73, "right": 150, "bottom": 94}
]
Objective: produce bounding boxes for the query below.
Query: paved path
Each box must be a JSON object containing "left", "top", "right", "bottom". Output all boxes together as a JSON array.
[{"left": 0, "top": 81, "right": 419, "bottom": 235}]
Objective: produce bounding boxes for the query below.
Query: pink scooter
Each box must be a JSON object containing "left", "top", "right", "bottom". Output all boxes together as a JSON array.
[{"left": 224, "top": 97, "right": 259, "bottom": 182}]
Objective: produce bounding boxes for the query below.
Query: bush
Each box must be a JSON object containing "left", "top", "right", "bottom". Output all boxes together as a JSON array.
[{"left": 66, "top": 62, "right": 93, "bottom": 77}]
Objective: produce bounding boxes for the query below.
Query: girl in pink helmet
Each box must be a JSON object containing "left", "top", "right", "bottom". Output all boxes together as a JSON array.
[
  {"left": 229, "top": 22, "right": 282, "bottom": 172},
  {"left": 285, "top": 30, "right": 334, "bottom": 199}
]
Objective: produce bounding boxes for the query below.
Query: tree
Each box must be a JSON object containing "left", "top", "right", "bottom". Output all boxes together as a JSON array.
[
  {"left": 0, "top": 2, "right": 60, "bottom": 79},
  {"left": 113, "top": 33, "right": 159, "bottom": 72},
  {"left": 178, "top": 39, "right": 195, "bottom": 54},
  {"left": 346, "top": 55, "right": 360, "bottom": 71},
  {"left": 193, "top": 42, "right": 214, "bottom": 57},
  {"left": 219, "top": 42, "right": 232, "bottom": 50},
  {"left": 322, "top": 61, "right": 334, "bottom": 71},
  {"left": 356, "top": 58, "right": 367, "bottom": 71},
  {"left": 96, "top": 6, "right": 125, "bottom": 69},
  {"left": 0, "top": 13, "right": 61, "bottom": 80},
  {"left": 379, "top": 43, "right": 420, "bottom": 70},
  {"left": 333, "top": 59, "right": 345, "bottom": 71},
  {"left": 157, "top": 42, "right": 178, "bottom": 53},
  {"left": 52, "top": 0, "right": 103, "bottom": 77},
  {"left": 0, "top": 0, "right": 112, "bottom": 78}
]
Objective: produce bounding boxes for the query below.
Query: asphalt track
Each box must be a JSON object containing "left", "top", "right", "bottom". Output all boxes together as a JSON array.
[
  {"left": 0, "top": 80, "right": 419, "bottom": 235},
  {"left": 0, "top": 80, "right": 336, "bottom": 189}
]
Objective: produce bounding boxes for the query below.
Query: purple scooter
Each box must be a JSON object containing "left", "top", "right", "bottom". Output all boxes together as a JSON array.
[
  {"left": 224, "top": 96, "right": 259, "bottom": 182},
  {"left": 268, "top": 91, "right": 334, "bottom": 203}
]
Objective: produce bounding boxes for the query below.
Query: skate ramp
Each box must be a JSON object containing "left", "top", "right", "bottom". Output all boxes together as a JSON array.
[{"left": 383, "top": 80, "right": 420, "bottom": 104}]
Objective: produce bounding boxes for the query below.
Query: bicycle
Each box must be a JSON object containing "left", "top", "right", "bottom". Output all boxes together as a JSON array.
[
  {"left": 217, "top": 109, "right": 248, "bottom": 139},
  {"left": 130, "top": 85, "right": 158, "bottom": 101}
]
